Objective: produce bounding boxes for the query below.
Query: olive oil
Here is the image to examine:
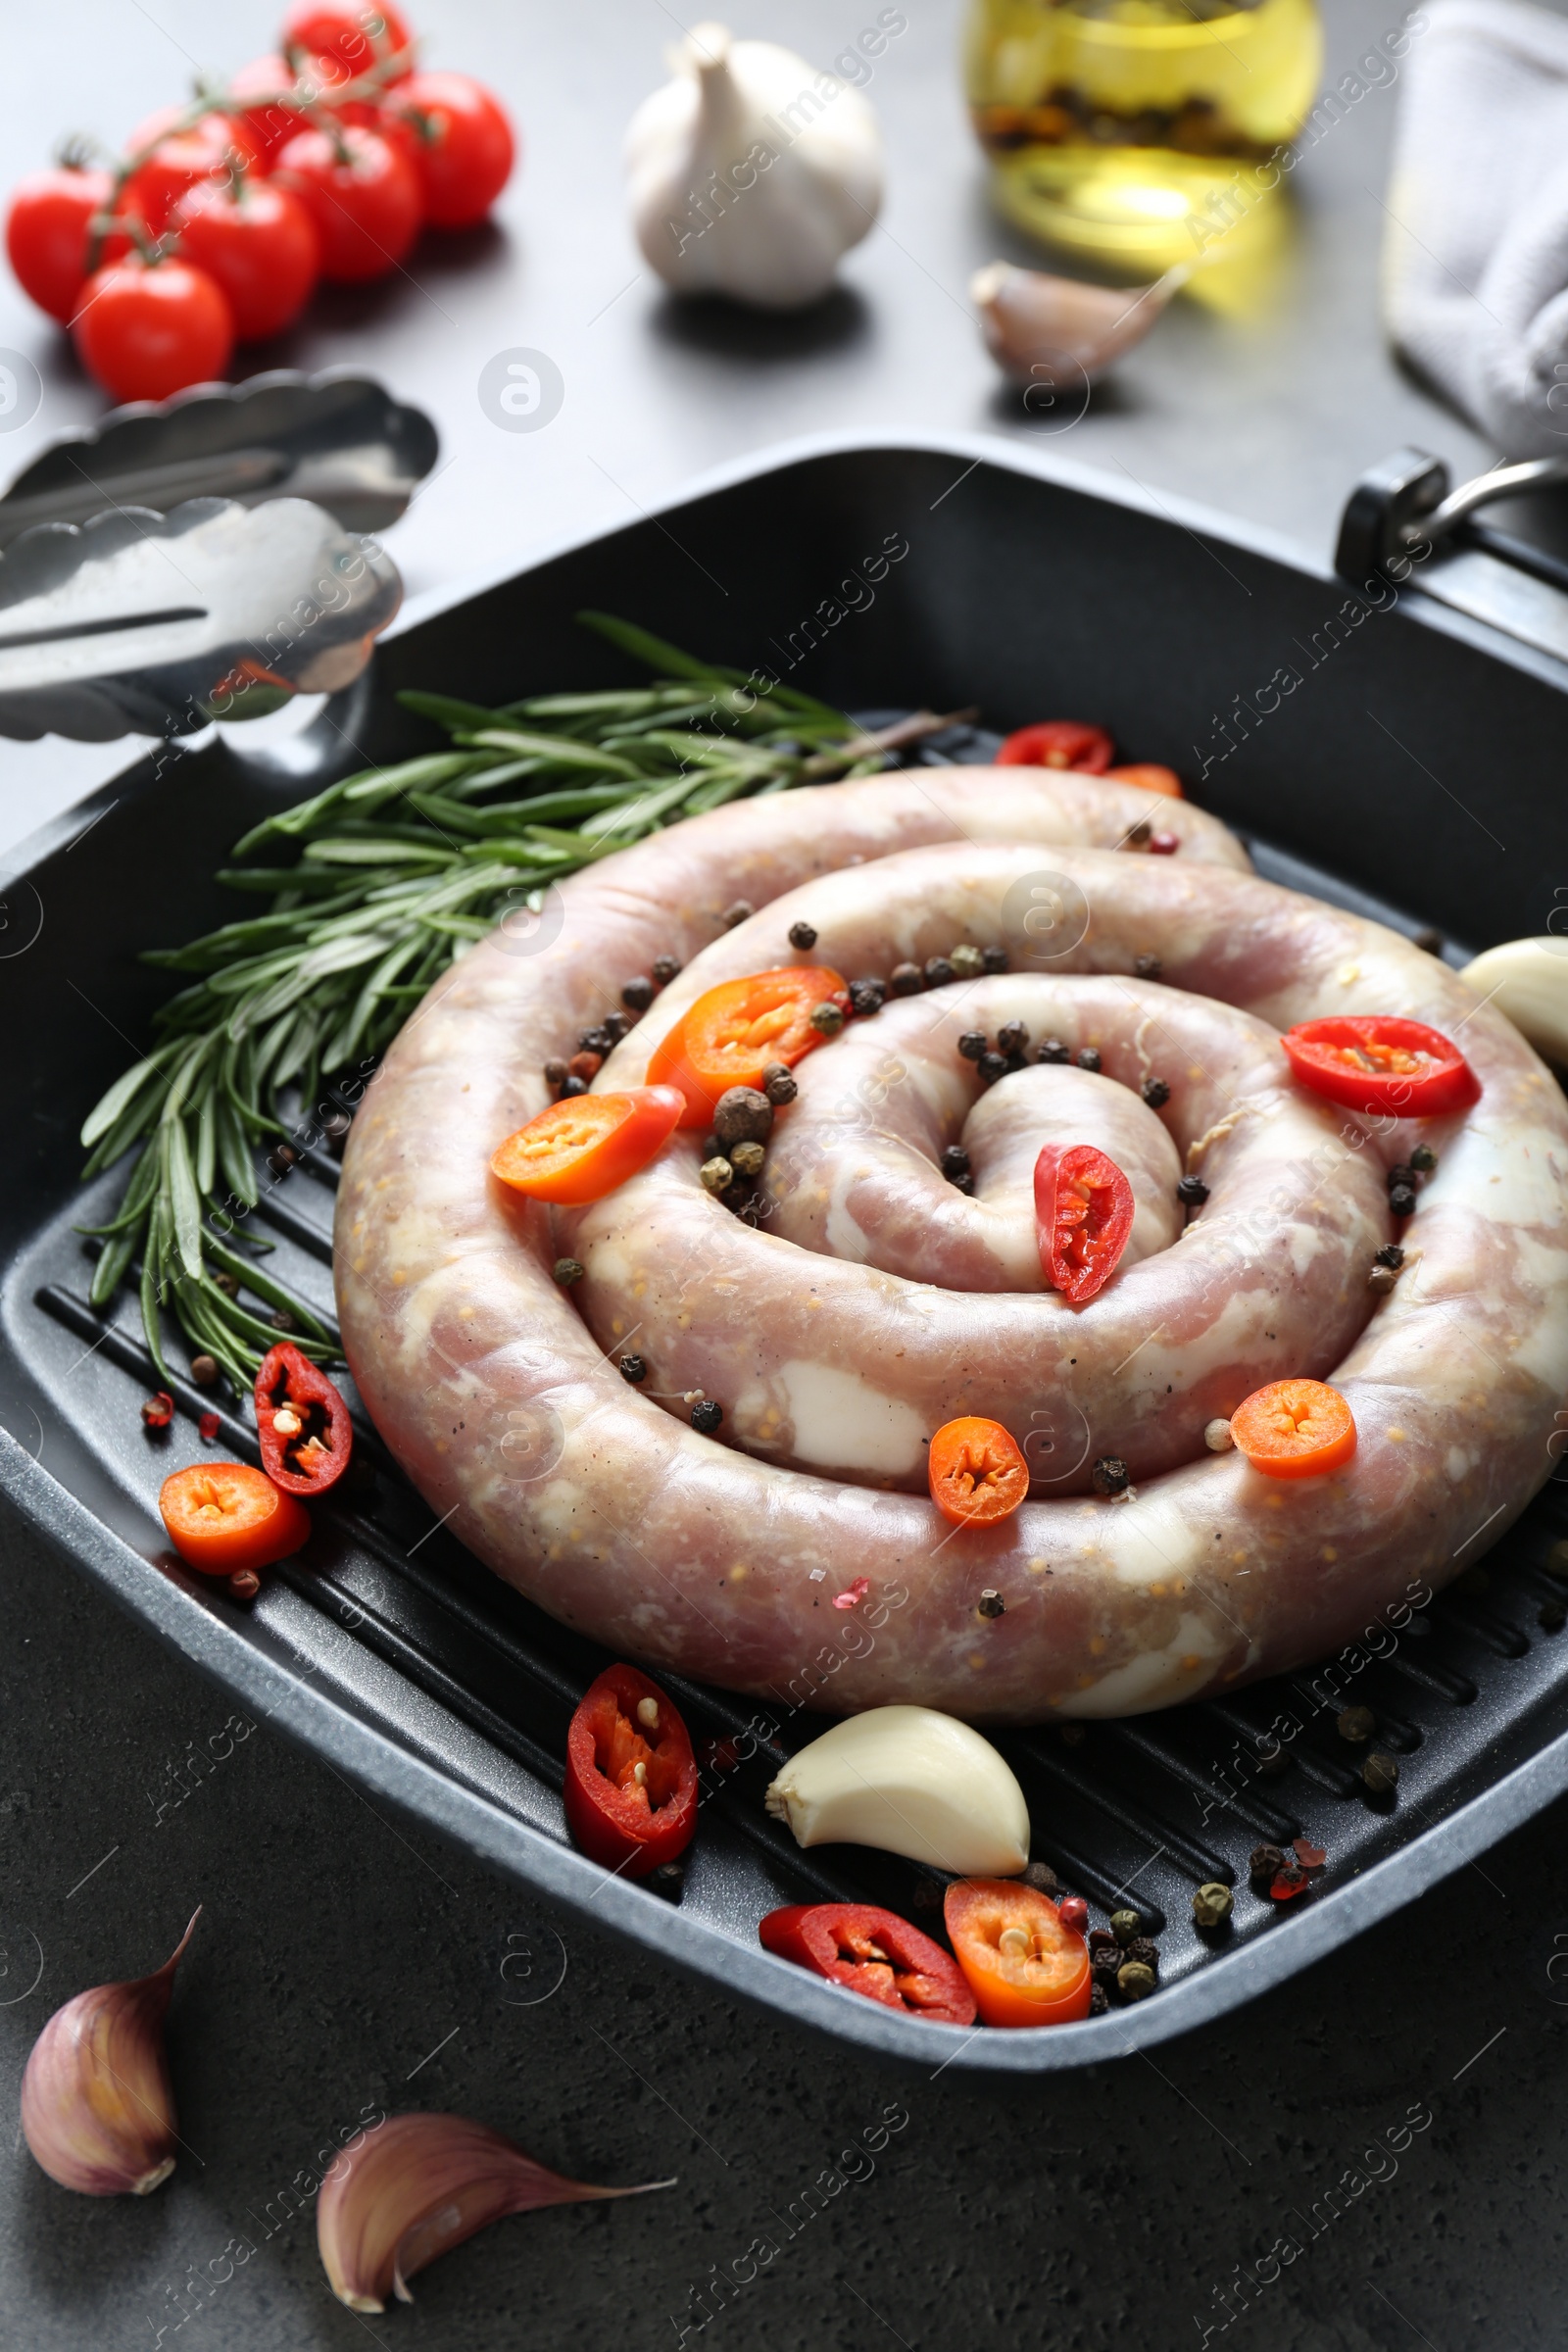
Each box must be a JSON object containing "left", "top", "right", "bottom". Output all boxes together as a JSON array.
[{"left": 965, "top": 0, "right": 1322, "bottom": 270}]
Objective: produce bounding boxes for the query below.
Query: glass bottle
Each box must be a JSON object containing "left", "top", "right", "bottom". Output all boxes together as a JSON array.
[{"left": 964, "top": 0, "right": 1322, "bottom": 272}]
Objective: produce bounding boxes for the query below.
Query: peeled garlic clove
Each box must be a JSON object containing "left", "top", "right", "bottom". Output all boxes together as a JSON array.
[
  {"left": 318, "top": 2111, "right": 674, "bottom": 2313},
  {"left": 765, "top": 1704, "right": 1030, "bottom": 1875},
  {"left": 971, "top": 260, "right": 1184, "bottom": 386},
  {"left": 21, "top": 1908, "right": 199, "bottom": 2195},
  {"left": 625, "top": 22, "right": 884, "bottom": 311},
  {"left": 1460, "top": 938, "right": 1568, "bottom": 1064}
]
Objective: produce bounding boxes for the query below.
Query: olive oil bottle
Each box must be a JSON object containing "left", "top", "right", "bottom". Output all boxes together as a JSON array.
[{"left": 965, "top": 0, "right": 1322, "bottom": 270}]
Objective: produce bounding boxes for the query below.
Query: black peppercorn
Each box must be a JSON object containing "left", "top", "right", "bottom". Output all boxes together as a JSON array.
[
  {"left": 619, "top": 1354, "right": 648, "bottom": 1384},
  {"left": 212, "top": 1270, "right": 239, "bottom": 1298},
  {"left": 268, "top": 1144, "right": 297, "bottom": 1177},
  {"left": 997, "top": 1018, "right": 1029, "bottom": 1057},
  {"left": 1126, "top": 821, "right": 1152, "bottom": 848},
  {"left": 976, "top": 1051, "right": 1008, "bottom": 1086},
  {"left": 889, "top": 961, "right": 923, "bottom": 996},
  {"left": 1089, "top": 1981, "right": 1110, "bottom": 2015},
  {"left": 1389, "top": 1184, "right": 1417, "bottom": 1218},
  {"left": 1388, "top": 1163, "right": 1415, "bottom": 1192},
  {"left": 270, "top": 1308, "right": 295, "bottom": 1332},
  {"left": 1362, "top": 1750, "right": 1399, "bottom": 1796},
  {"left": 1375, "top": 1243, "right": 1405, "bottom": 1270},
  {"left": 578, "top": 1026, "right": 612, "bottom": 1055},
  {"left": 957, "top": 1030, "right": 988, "bottom": 1062},
  {"left": 723, "top": 900, "right": 755, "bottom": 929},
  {"left": 953, "top": 1174, "right": 975, "bottom": 1196},
  {"left": 761, "top": 1063, "right": 798, "bottom": 1106},
  {"left": 553, "top": 1257, "right": 585, "bottom": 1287},
  {"left": 981, "top": 945, "right": 1009, "bottom": 974},
  {"left": 1249, "top": 1842, "right": 1286, "bottom": 1883},
  {"left": 941, "top": 1145, "right": 971, "bottom": 1180},
  {"left": 1412, "top": 926, "right": 1444, "bottom": 956},
  {"left": 788, "top": 919, "right": 818, "bottom": 950},
  {"left": 1409, "top": 1143, "right": 1437, "bottom": 1174},
  {"left": 1142, "top": 1077, "right": 1170, "bottom": 1108},
  {"left": 1133, "top": 954, "right": 1163, "bottom": 980},
  {"left": 1542, "top": 1597, "right": 1568, "bottom": 1633},
  {"left": 651, "top": 955, "right": 681, "bottom": 986},
  {"left": 1091, "top": 1455, "right": 1129, "bottom": 1495},
  {"left": 848, "top": 976, "right": 887, "bottom": 1016},
  {"left": 1091, "top": 1948, "right": 1121, "bottom": 1985},
  {"left": 976, "top": 1589, "right": 1005, "bottom": 1619},
  {"left": 1177, "top": 1173, "right": 1210, "bottom": 1206},
  {"left": 544, "top": 1057, "right": 568, "bottom": 1088},
  {"left": 1125, "top": 1936, "right": 1159, "bottom": 1971},
  {"left": 923, "top": 956, "right": 955, "bottom": 989},
  {"left": 1088, "top": 1928, "right": 1118, "bottom": 1954},
  {"left": 603, "top": 1010, "right": 633, "bottom": 1044},
  {"left": 691, "top": 1399, "right": 723, "bottom": 1434},
  {"left": 621, "top": 974, "right": 655, "bottom": 1012},
  {"left": 560, "top": 1074, "right": 588, "bottom": 1098},
  {"left": 1036, "top": 1038, "right": 1070, "bottom": 1064},
  {"left": 1076, "top": 1047, "right": 1102, "bottom": 1073}
]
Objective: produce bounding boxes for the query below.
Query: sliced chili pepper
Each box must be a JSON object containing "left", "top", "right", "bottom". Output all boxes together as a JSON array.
[
  {"left": 160, "top": 1462, "right": 312, "bottom": 1578},
  {"left": 254, "top": 1343, "right": 354, "bottom": 1497},
  {"left": 1230, "top": 1378, "right": 1356, "bottom": 1480},
  {"left": 759, "top": 1902, "right": 977, "bottom": 2025},
  {"left": 647, "top": 967, "right": 847, "bottom": 1128},
  {"left": 490, "top": 1083, "right": 684, "bottom": 1203},
  {"left": 564, "top": 1663, "right": 698, "bottom": 1878},
  {"left": 1103, "top": 761, "right": 1184, "bottom": 799},
  {"left": 944, "top": 1880, "right": 1092, "bottom": 2028},
  {"left": 1282, "top": 1016, "right": 1479, "bottom": 1118},
  {"left": 1035, "top": 1143, "right": 1135, "bottom": 1303},
  {"left": 996, "top": 720, "right": 1114, "bottom": 772},
  {"left": 928, "top": 1416, "right": 1029, "bottom": 1527}
]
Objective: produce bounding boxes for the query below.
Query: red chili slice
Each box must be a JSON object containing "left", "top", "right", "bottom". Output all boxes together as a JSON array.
[
  {"left": 1282, "top": 1017, "right": 1479, "bottom": 1118},
  {"left": 1034, "top": 1143, "right": 1135, "bottom": 1303},
  {"left": 759, "top": 1902, "right": 977, "bottom": 2026},
  {"left": 564, "top": 1663, "right": 698, "bottom": 1878},
  {"left": 254, "top": 1343, "right": 354, "bottom": 1497},
  {"left": 996, "top": 720, "right": 1114, "bottom": 772}
]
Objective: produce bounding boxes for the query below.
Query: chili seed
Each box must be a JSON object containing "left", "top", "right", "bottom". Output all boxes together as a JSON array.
[
  {"left": 997, "top": 1018, "right": 1029, "bottom": 1056},
  {"left": 1134, "top": 954, "right": 1163, "bottom": 980},
  {"left": 691, "top": 1399, "right": 723, "bottom": 1433},
  {"left": 729, "top": 1140, "right": 765, "bottom": 1179},
  {"left": 700, "top": 1156, "right": 734, "bottom": 1195},
  {"left": 1125, "top": 1936, "right": 1159, "bottom": 1971},
  {"left": 998, "top": 1925, "right": 1031, "bottom": 1959},
  {"left": 212, "top": 1270, "right": 239, "bottom": 1298},
  {"left": 1126, "top": 821, "right": 1152, "bottom": 849},
  {"left": 1076, "top": 1047, "right": 1102, "bottom": 1072},
  {"left": 270, "top": 1309, "right": 295, "bottom": 1333},
  {"left": 651, "top": 955, "right": 682, "bottom": 986},
  {"left": 1149, "top": 830, "right": 1180, "bottom": 856},
  {"left": 848, "top": 976, "right": 887, "bottom": 1016},
  {"left": 950, "top": 944, "right": 985, "bottom": 979},
  {"left": 1092, "top": 1455, "right": 1129, "bottom": 1495},
  {"left": 1203, "top": 1418, "right": 1235, "bottom": 1452},
  {"left": 941, "top": 1145, "right": 971, "bottom": 1179},
  {"left": 1109, "top": 1909, "right": 1141, "bottom": 1947},
  {"left": 1037, "top": 1038, "right": 1070, "bottom": 1064},
  {"left": 621, "top": 974, "right": 655, "bottom": 1013},
  {"left": 553, "top": 1257, "right": 585, "bottom": 1286},
  {"left": 189, "top": 1354, "right": 219, "bottom": 1391},
  {"left": 788, "top": 919, "right": 818, "bottom": 950},
  {"left": 543, "top": 1056, "right": 568, "bottom": 1088},
  {"left": 1409, "top": 1143, "right": 1437, "bottom": 1173},
  {"left": 761, "top": 1063, "right": 798, "bottom": 1106},
  {"left": 723, "top": 900, "right": 755, "bottom": 929},
  {"left": 1376, "top": 1243, "right": 1404, "bottom": 1269},
  {"left": 713, "top": 1086, "right": 773, "bottom": 1146},
  {"left": 1337, "top": 1704, "right": 1375, "bottom": 1743},
  {"left": 957, "top": 1031, "right": 988, "bottom": 1062},
  {"left": 1177, "top": 1173, "right": 1209, "bottom": 1207},
  {"left": 1142, "top": 1077, "right": 1170, "bottom": 1108},
  {"left": 889, "top": 962, "right": 923, "bottom": 996},
  {"left": 976, "top": 1589, "right": 1005, "bottom": 1619},
  {"left": 228, "top": 1569, "right": 262, "bottom": 1600},
  {"left": 1193, "top": 1883, "right": 1233, "bottom": 1929},
  {"left": 1389, "top": 1184, "right": 1417, "bottom": 1218},
  {"left": 1249, "top": 1842, "right": 1286, "bottom": 1883},
  {"left": 1541, "top": 1597, "right": 1568, "bottom": 1633},
  {"left": 923, "top": 956, "right": 955, "bottom": 989},
  {"left": 1117, "top": 1960, "right": 1156, "bottom": 2001},
  {"left": 1089, "top": 1982, "right": 1110, "bottom": 2015},
  {"left": 1024, "top": 1861, "right": 1060, "bottom": 1896},
  {"left": 808, "top": 1001, "right": 845, "bottom": 1037},
  {"left": 976, "top": 1051, "right": 1008, "bottom": 1086},
  {"left": 1362, "top": 1751, "right": 1399, "bottom": 1795},
  {"left": 1368, "top": 1264, "right": 1397, "bottom": 1295},
  {"left": 619, "top": 1354, "right": 648, "bottom": 1384},
  {"left": 560, "top": 1074, "right": 589, "bottom": 1098},
  {"left": 982, "top": 945, "right": 1010, "bottom": 974},
  {"left": 141, "top": 1391, "right": 174, "bottom": 1430}
]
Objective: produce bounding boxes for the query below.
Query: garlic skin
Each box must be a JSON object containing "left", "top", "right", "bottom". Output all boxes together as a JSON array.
[
  {"left": 972, "top": 260, "right": 1184, "bottom": 386},
  {"left": 1460, "top": 939, "right": 1568, "bottom": 1065},
  {"left": 626, "top": 23, "right": 883, "bottom": 310},
  {"left": 21, "top": 1909, "right": 199, "bottom": 2195},
  {"left": 318, "top": 2112, "right": 673, "bottom": 2313},
  {"left": 765, "top": 1705, "right": 1030, "bottom": 1875}
]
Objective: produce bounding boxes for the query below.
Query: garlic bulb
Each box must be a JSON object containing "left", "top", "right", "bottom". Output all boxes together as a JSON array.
[
  {"left": 21, "top": 1909, "right": 199, "bottom": 2195},
  {"left": 972, "top": 260, "right": 1185, "bottom": 386},
  {"left": 765, "top": 1705, "right": 1030, "bottom": 1875},
  {"left": 1460, "top": 938, "right": 1568, "bottom": 1065},
  {"left": 625, "top": 22, "right": 883, "bottom": 310},
  {"left": 318, "top": 2111, "right": 673, "bottom": 2313}
]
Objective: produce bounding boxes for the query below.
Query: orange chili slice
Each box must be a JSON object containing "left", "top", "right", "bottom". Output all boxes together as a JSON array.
[
  {"left": 944, "top": 1880, "right": 1092, "bottom": 2028},
  {"left": 490, "top": 1085, "right": 684, "bottom": 1204},
  {"left": 160, "top": 1463, "right": 312, "bottom": 1577},
  {"left": 1230, "top": 1379, "right": 1356, "bottom": 1480},
  {"left": 929, "top": 1416, "right": 1029, "bottom": 1526},
  {"left": 1103, "top": 762, "right": 1184, "bottom": 799},
  {"left": 647, "top": 966, "right": 846, "bottom": 1128}
]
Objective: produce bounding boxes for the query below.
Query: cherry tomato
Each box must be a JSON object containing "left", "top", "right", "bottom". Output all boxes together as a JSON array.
[
  {"left": 274, "top": 122, "right": 421, "bottom": 281},
  {"left": 490, "top": 1085, "right": 684, "bottom": 1205},
  {"left": 928, "top": 1416, "right": 1029, "bottom": 1527},
  {"left": 384, "top": 72, "right": 515, "bottom": 227},
  {"left": 944, "top": 1880, "right": 1092, "bottom": 2028},
  {"left": 73, "top": 257, "right": 233, "bottom": 403},
  {"left": 1281, "top": 1016, "right": 1479, "bottom": 1119},
  {"left": 226, "top": 53, "right": 312, "bottom": 168},
  {"left": 647, "top": 966, "right": 847, "bottom": 1127},
  {"left": 1230, "top": 1379, "right": 1356, "bottom": 1480},
  {"left": 160, "top": 1462, "right": 312, "bottom": 1577},
  {"left": 170, "top": 177, "right": 318, "bottom": 339},
  {"left": 564, "top": 1663, "right": 698, "bottom": 1877},
  {"left": 280, "top": 0, "right": 414, "bottom": 77},
  {"left": 1034, "top": 1142, "right": 1135, "bottom": 1304},
  {"left": 996, "top": 720, "right": 1114, "bottom": 772},
  {"left": 1103, "top": 761, "right": 1184, "bottom": 799},
  {"left": 254, "top": 1343, "right": 353, "bottom": 1496},
  {"left": 121, "top": 110, "right": 260, "bottom": 234},
  {"left": 5, "top": 166, "right": 120, "bottom": 322},
  {"left": 760, "top": 1903, "right": 978, "bottom": 2025}
]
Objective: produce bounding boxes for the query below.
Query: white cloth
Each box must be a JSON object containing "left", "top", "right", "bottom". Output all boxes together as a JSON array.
[{"left": 1385, "top": 0, "right": 1568, "bottom": 455}]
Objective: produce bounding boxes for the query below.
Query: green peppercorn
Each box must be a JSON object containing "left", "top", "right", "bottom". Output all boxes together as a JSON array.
[
  {"left": 553, "top": 1257, "right": 585, "bottom": 1287},
  {"left": 1109, "top": 1908, "right": 1141, "bottom": 1946},
  {"left": 1117, "top": 1960, "right": 1156, "bottom": 2001},
  {"left": 729, "top": 1140, "right": 764, "bottom": 1179},
  {"left": 1409, "top": 1143, "right": 1437, "bottom": 1173},
  {"left": 1337, "top": 1704, "right": 1375, "bottom": 1743},
  {"left": 1362, "top": 1750, "right": 1399, "bottom": 1795},
  {"left": 949, "top": 944, "right": 984, "bottom": 979},
  {"left": 1193, "top": 1883, "right": 1233, "bottom": 1930},
  {"left": 700, "top": 1156, "right": 734, "bottom": 1195},
  {"left": 808, "top": 1001, "right": 845, "bottom": 1037}
]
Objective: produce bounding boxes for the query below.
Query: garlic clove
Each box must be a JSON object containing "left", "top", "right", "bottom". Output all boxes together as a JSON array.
[
  {"left": 317, "top": 2111, "right": 674, "bottom": 2314},
  {"left": 971, "top": 260, "right": 1185, "bottom": 386},
  {"left": 1460, "top": 938, "right": 1568, "bottom": 1065},
  {"left": 625, "top": 23, "right": 884, "bottom": 312},
  {"left": 21, "top": 1908, "right": 199, "bottom": 2195},
  {"left": 764, "top": 1704, "right": 1031, "bottom": 1875}
]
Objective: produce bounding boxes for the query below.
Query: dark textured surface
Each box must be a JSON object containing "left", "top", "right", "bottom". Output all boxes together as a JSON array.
[{"left": 3, "top": 1, "right": 1567, "bottom": 2346}]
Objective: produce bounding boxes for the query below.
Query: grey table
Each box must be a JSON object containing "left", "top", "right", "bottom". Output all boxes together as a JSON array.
[{"left": 2, "top": 5, "right": 1562, "bottom": 2347}]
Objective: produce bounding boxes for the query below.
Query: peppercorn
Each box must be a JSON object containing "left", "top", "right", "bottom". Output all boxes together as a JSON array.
[
  {"left": 1091, "top": 1948, "right": 1121, "bottom": 1986},
  {"left": 1089, "top": 1982, "right": 1110, "bottom": 2016},
  {"left": 1376, "top": 1243, "right": 1404, "bottom": 1269},
  {"left": 1142, "top": 1077, "right": 1170, "bottom": 1108},
  {"left": 691, "top": 1399, "right": 723, "bottom": 1433},
  {"left": 997, "top": 1018, "right": 1029, "bottom": 1057},
  {"left": 1249, "top": 1842, "right": 1286, "bottom": 1883},
  {"left": 957, "top": 1030, "right": 988, "bottom": 1062},
  {"left": 1412, "top": 925, "right": 1443, "bottom": 954},
  {"left": 1546, "top": 1541, "right": 1568, "bottom": 1581},
  {"left": 1092, "top": 1455, "right": 1129, "bottom": 1495},
  {"left": 761, "top": 1063, "right": 798, "bottom": 1106},
  {"left": 1541, "top": 1597, "right": 1568, "bottom": 1633},
  {"left": 712, "top": 1086, "right": 773, "bottom": 1147},
  {"left": 560, "top": 1074, "right": 588, "bottom": 1098},
  {"left": 1269, "top": 1863, "right": 1311, "bottom": 1901},
  {"left": 189, "top": 1354, "right": 219, "bottom": 1391},
  {"left": 1126, "top": 821, "right": 1152, "bottom": 848},
  {"left": 976, "top": 1589, "right": 1005, "bottom": 1619},
  {"left": 228, "top": 1569, "right": 262, "bottom": 1601},
  {"left": 1117, "top": 1960, "right": 1156, "bottom": 2001},
  {"left": 889, "top": 961, "right": 923, "bottom": 996},
  {"left": 603, "top": 1010, "right": 633, "bottom": 1044},
  {"left": 941, "top": 1145, "right": 971, "bottom": 1180},
  {"left": 1023, "top": 1861, "right": 1060, "bottom": 1896},
  {"left": 568, "top": 1051, "right": 603, "bottom": 1082},
  {"left": 1109, "top": 1908, "right": 1141, "bottom": 1947},
  {"left": 723, "top": 900, "right": 755, "bottom": 929},
  {"left": 1075, "top": 1046, "right": 1102, "bottom": 1073},
  {"left": 1388, "top": 1162, "right": 1415, "bottom": 1192},
  {"left": 808, "top": 1001, "right": 845, "bottom": 1037},
  {"left": 651, "top": 955, "right": 681, "bottom": 986},
  {"left": 1389, "top": 1183, "right": 1417, "bottom": 1218},
  {"left": 1336, "top": 1710, "right": 1374, "bottom": 1745},
  {"left": 1057, "top": 1722, "right": 1086, "bottom": 1746},
  {"left": 1177, "top": 1174, "right": 1210, "bottom": 1208},
  {"left": 619, "top": 1354, "right": 648, "bottom": 1384},
  {"left": 976, "top": 1051, "right": 1008, "bottom": 1086},
  {"left": 950, "top": 944, "right": 984, "bottom": 979},
  {"left": 909, "top": 1877, "right": 943, "bottom": 1911},
  {"left": 848, "top": 976, "right": 887, "bottom": 1016},
  {"left": 1149, "top": 830, "right": 1180, "bottom": 856},
  {"left": 141, "top": 1391, "right": 174, "bottom": 1430},
  {"left": 1368, "top": 1264, "right": 1397, "bottom": 1296},
  {"left": 621, "top": 974, "right": 655, "bottom": 1013},
  {"left": 952, "top": 1174, "right": 975, "bottom": 1196},
  {"left": 579, "top": 1025, "right": 612, "bottom": 1056},
  {"left": 1193, "top": 1883, "right": 1233, "bottom": 1930},
  {"left": 982, "top": 945, "right": 1009, "bottom": 974},
  {"left": 1409, "top": 1143, "right": 1437, "bottom": 1173},
  {"left": 788, "top": 919, "right": 817, "bottom": 950},
  {"left": 1125, "top": 1936, "right": 1159, "bottom": 1971},
  {"left": 1036, "top": 1038, "right": 1070, "bottom": 1064},
  {"left": 270, "top": 1309, "right": 295, "bottom": 1333},
  {"left": 543, "top": 1056, "right": 568, "bottom": 1088},
  {"left": 924, "top": 956, "right": 955, "bottom": 989},
  {"left": 729, "top": 1140, "right": 764, "bottom": 1179},
  {"left": 321, "top": 1109, "right": 352, "bottom": 1148},
  {"left": 212, "top": 1270, "right": 239, "bottom": 1298},
  {"left": 268, "top": 1144, "right": 297, "bottom": 1177},
  {"left": 1362, "top": 1750, "right": 1399, "bottom": 1795},
  {"left": 700, "top": 1156, "right": 734, "bottom": 1195},
  {"left": 1134, "top": 954, "right": 1163, "bottom": 980},
  {"left": 554, "top": 1257, "right": 585, "bottom": 1286},
  {"left": 1088, "top": 1928, "right": 1118, "bottom": 1954}
]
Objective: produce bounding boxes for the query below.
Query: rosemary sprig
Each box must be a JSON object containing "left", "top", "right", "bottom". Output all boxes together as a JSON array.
[{"left": 79, "top": 612, "right": 931, "bottom": 1389}]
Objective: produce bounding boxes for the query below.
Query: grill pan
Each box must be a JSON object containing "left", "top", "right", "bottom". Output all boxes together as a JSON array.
[{"left": 4, "top": 432, "right": 1568, "bottom": 2074}]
